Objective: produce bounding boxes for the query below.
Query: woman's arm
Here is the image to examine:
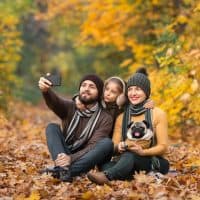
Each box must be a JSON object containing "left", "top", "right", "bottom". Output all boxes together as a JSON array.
[
  {"left": 128, "top": 108, "right": 168, "bottom": 156},
  {"left": 142, "top": 108, "right": 168, "bottom": 156}
]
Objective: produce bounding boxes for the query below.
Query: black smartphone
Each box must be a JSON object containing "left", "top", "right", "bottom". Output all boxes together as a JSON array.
[{"left": 45, "top": 74, "right": 61, "bottom": 86}]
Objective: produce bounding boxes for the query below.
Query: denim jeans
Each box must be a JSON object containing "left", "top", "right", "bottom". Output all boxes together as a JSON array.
[
  {"left": 101, "top": 151, "right": 169, "bottom": 180},
  {"left": 45, "top": 123, "right": 113, "bottom": 177}
]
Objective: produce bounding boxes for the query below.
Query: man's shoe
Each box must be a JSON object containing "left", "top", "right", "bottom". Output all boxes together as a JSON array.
[
  {"left": 87, "top": 172, "right": 111, "bottom": 186},
  {"left": 59, "top": 169, "right": 73, "bottom": 182},
  {"left": 40, "top": 166, "right": 73, "bottom": 182},
  {"left": 39, "top": 166, "right": 62, "bottom": 179}
]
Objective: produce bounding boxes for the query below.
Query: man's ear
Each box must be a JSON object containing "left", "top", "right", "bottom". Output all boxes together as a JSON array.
[
  {"left": 127, "top": 121, "right": 133, "bottom": 128},
  {"left": 142, "top": 120, "right": 150, "bottom": 128}
]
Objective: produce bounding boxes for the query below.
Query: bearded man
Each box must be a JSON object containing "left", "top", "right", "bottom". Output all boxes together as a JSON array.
[{"left": 38, "top": 74, "right": 113, "bottom": 182}]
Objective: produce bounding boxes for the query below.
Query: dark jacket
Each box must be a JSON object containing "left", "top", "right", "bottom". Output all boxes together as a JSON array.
[{"left": 42, "top": 89, "right": 113, "bottom": 163}]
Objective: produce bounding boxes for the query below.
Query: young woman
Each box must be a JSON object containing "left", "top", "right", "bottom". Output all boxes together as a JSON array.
[{"left": 87, "top": 69, "right": 169, "bottom": 185}]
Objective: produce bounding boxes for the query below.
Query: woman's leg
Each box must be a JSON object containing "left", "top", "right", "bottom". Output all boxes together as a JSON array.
[
  {"left": 105, "top": 152, "right": 152, "bottom": 180},
  {"left": 156, "top": 156, "right": 169, "bottom": 174},
  {"left": 87, "top": 153, "right": 168, "bottom": 184},
  {"left": 128, "top": 155, "right": 169, "bottom": 174},
  {"left": 104, "top": 152, "right": 136, "bottom": 180},
  {"left": 99, "top": 160, "right": 116, "bottom": 171}
]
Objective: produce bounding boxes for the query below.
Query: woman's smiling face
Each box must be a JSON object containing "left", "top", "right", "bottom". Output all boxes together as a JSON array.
[{"left": 127, "top": 86, "right": 147, "bottom": 105}]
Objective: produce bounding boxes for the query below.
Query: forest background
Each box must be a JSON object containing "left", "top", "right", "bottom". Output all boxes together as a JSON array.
[{"left": 0, "top": 0, "right": 200, "bottom": 199}]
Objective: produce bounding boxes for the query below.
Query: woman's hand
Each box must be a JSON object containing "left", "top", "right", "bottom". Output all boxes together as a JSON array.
[
  {"left": 118, "top": 142, "right": 127, "bottom": 153},
  {"left": 128, "top": 143, "right": 145, "bottom": 156},
  {"left": 55, "top": 153, "right": 71, "bottom": 167},
  {"left": 38, "top": 75, "right": 52, "bottom": 92}
]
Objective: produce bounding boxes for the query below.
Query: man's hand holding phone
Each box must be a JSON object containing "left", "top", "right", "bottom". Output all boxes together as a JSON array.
[
  {"left": 38, "top": 73, "right": 61, "bottom": 92},
  {"left": 44, "top": 73, "right": 61, "bottom": 86}
]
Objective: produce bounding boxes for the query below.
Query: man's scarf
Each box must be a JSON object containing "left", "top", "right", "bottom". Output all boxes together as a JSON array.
[
  {"left": 122, "top": 100, "right": 153, "bottom": 141},
  {"left": 65, "top": 103, "right": 102, "bottom": 152}
]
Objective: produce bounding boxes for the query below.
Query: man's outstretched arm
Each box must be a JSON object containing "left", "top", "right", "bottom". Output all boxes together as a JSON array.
[{"left": 38, "top": 76, "right": 73, "bottom": 119}]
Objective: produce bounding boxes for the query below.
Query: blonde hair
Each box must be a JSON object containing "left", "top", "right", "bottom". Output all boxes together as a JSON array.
[
  {"left": 104, "top": 76, "right": 127, "bottom": 108},
  {"left": 104, "top": 76, "right": 126, "bottom": 94}
]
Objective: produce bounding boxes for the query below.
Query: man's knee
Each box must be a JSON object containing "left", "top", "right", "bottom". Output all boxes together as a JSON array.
[
  {"left": 96, "top": 138, "right": 113, "bottom": 154},
  {"left": 46, "top": 123, "right": 60, "bottom": 136}
]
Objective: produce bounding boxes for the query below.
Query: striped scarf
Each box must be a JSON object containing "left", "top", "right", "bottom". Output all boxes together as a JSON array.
[
  {"left": 122, "top": 100, "right": 153, "bottom": 141},
  {"left": 65, "top": 103, "right": 102, "bottom": 152}
]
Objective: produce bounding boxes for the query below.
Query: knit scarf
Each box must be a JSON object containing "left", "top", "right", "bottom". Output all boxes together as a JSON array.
[
  {"left": 65, "top": 103, "right": 102, "bottom": 152},
  {"left": 122, "top": 100, "right": 153, "bottom": 141}
]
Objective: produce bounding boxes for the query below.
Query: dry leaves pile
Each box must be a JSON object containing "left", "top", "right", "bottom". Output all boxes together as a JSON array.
[{"left": 0, "top": 102, "right": 200, "bottom": 200}]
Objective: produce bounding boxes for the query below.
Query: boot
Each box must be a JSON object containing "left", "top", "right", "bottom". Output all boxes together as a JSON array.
[
  {"left": 87, "top": 171, "right": 111, "bottom": 186},
  {"left": 40, "top": 166, "right": 72, "bottom": 182},
  {"left": 59, "top": 168, "right": 73, "bottom": 182},
  {"left": 39, "top": 166, "right": 62, "bottom": 179}
]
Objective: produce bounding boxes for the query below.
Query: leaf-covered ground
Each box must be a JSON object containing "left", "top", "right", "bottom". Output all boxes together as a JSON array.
[{"left": 0, "top": 102, "right": 200, "bottom": 200}]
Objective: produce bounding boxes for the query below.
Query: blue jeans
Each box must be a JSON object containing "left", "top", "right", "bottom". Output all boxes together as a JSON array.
[
  {"left": 46, "top": 123, "right": 113, "bottom": 177},
  {"left": 101, "top": 151, "right": 169, "bottom": 180}
]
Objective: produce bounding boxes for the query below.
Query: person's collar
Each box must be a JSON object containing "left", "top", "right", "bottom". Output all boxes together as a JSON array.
[{"left": 85, "top": 102, "right": 99, "bottom": 109}]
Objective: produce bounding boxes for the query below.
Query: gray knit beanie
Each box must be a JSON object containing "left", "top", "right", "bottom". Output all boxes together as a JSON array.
[{"left": 127, "top": 70, "right": 151, "bottom": 99}]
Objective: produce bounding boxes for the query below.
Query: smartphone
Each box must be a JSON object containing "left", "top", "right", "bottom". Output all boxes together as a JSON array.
[{"left": 45, "top": 74, "right": 61, "bottom": 86}]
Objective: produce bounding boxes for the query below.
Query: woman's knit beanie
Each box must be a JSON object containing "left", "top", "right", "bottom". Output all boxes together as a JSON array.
[
  {"left": 127, "top": 67, "right": 151, "bottom": 99},
  {"left": 79, "top": 74, "right": 104, "bottom": 101}
]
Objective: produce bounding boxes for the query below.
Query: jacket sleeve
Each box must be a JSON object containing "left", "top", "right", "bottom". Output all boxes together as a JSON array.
[
  {"left": 42, "top": 89, "right": 74, "bottom": 119},
  {"left": 70, "top": 113, "right": 113, "bottom": 163}
]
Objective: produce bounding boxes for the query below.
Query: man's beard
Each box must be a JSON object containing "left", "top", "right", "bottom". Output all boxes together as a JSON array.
[{"left": 79, "top": 94, "right": 99, "bottom": 105}]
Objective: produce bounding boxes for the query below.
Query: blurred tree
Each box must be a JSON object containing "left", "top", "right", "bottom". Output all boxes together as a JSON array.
[
  {"left": 0, "top": 1, "right": 25, "bottom": 110},
  {"left": 17, "top": 0, "right": 128, "bottom": 100},
  {"left": 42, "top": 0, "right": 199, "bottom": 134},
  {"left": 1, "top": 0, "right": 199, "bottom": 134}
]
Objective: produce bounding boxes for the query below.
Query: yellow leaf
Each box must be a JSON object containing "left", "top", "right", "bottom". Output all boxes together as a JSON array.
[
  {"left": 26, "top": 190, "right": 40, "bottom": 200},
  {"left": 194, "top": 3, "right": 200, "bottom": 12},
  {"left": 176, "top": 15, "right": 188, "bottom": 24},
  {"left": 82, "top": 191, "right": 94, "bottom": 199},
  {"left": 120, "top": 58, "right": 133, "bottom": 67},
  {"left": 184, "top": 159, "right": 200, "bottom": 167}
]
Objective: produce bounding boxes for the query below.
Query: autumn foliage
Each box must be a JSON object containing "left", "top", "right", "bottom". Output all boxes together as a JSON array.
[
  {"left": 80, "top": 0, "right": 200, "bottom": 134},
  {"left": 0, "top": 102, "right": 200, "bottom": 199},
  {"left": 37, "top": 0, "right": 200, "bottom": 134},
  {"left": 0, "top": 9, "right": 23, "bottom": 109},
  {"left": 0, "top": 0, "right": 200, "bottom": 199}
]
